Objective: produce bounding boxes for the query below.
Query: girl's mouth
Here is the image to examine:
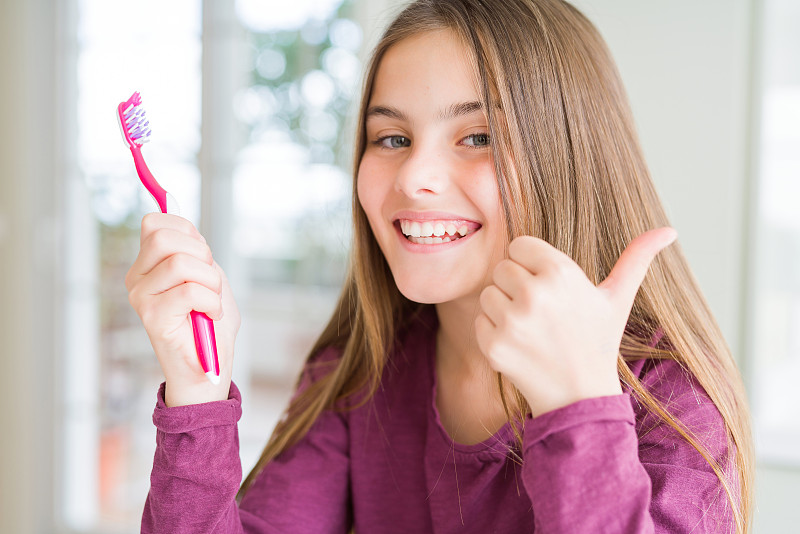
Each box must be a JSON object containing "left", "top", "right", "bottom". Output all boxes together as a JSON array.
[{"left": 394, "top": 219, "right": 482, "bottom": 245}]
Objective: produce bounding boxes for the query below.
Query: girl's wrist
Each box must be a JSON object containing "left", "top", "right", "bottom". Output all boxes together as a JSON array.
[
  {"left": 526, "top": 382, "right": 624, "bottom": 419},
  {"left": 164, "top": 376, "right": 231, "bottom": 407}
]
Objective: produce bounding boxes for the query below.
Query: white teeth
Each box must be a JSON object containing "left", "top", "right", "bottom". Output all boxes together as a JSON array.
[
  {"left": 399, "top": 219, "right": 478, "bottom": 243},
  {"left": 420, "top": 221, "right": 434, "bottom": 237}
]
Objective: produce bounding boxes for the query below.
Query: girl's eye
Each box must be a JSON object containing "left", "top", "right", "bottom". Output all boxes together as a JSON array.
[
  {"left": 463, "top": 133, "right": 490, "bottom": 148},
  {"left": 377, "top": 135, "right": 411, "bottom": 149}
]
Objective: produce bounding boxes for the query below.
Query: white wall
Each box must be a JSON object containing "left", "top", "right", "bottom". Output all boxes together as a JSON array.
[
  {"left": 569, "top": 1, "right": 796, "bottom": 532},
  {"left": 0, "top": 1, "right": 59, "bottom": 533},
  {"left": 0, "top": 4, "right": 35, "bottom": 532},
  {"left": 572, "top": 0, "right": 751, "bottom": 362}
]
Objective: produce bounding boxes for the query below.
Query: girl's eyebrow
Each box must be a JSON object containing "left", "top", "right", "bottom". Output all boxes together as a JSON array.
[
  {"left": 438, "top": 100, "right": 484, "bottom": 121},
  {"left": 365, "top": 100, "right": 485, "bottom": 123}
]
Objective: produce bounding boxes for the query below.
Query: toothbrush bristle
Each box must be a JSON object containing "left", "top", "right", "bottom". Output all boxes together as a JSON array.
[{"left": 120, "top": 92, "right": 152, "bottom": 145}]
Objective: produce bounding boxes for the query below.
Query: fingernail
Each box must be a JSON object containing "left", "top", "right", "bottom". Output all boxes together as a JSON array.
[{"left": 664, "top": 227, "right": 678, "bottom": 244}]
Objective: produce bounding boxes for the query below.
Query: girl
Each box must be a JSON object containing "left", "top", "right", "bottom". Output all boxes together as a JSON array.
[{"left": 128, "top": 0, "right": 754, "bottom": 532}]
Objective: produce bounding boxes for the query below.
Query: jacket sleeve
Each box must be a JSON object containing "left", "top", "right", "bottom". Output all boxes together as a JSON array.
[
  {"left": 142, "top": 353, "right": 351, "bottom": 534},
  {"left": 520, "top": 358, "right": 737, "bottom": 533}
]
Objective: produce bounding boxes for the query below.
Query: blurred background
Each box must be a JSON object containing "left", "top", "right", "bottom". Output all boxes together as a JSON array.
[{"left": 0, "top": 0, "right": 797, "bottom": 532}]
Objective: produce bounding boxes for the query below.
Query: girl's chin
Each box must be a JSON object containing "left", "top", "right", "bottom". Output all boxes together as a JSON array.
[{"left": 393, "top": 278, "right": 473, "bottom": 305}]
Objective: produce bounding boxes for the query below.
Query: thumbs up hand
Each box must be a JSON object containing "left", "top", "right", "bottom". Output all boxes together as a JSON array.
[{"left": 474, "top": 227, "right": 678, "bottom": 418}]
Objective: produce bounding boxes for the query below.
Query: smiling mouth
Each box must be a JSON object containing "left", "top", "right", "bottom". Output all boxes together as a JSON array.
[{"left": 395, "top": 219, "right": 481, "bottom": 244}]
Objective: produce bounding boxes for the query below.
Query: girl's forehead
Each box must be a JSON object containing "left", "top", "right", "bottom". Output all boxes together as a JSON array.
[{"left": 369, "top": 29, "right": 481, "bottom": 107}]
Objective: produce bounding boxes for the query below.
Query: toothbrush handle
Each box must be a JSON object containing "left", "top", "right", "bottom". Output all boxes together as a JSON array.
[
  {"left": 130, "top": 145, "right": 169, "bottom": 213},
  {"left": 128, "top": 141, "right": 220, "bottom": 385},
  {"left": 191, "top": 310, "right": 220, "bottom": 384}
]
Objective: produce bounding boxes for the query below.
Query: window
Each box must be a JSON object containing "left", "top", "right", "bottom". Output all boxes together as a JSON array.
[
  {"left": 69, "top": 0, "right": 203, "bottom": 529},
  {"left": 231, "top": 0, "right": 361, "bottom": 480}
]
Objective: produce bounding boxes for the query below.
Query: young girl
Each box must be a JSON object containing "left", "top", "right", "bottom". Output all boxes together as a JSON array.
[{"left": 128, "top": 0, "right": 754, "bottom": 532}]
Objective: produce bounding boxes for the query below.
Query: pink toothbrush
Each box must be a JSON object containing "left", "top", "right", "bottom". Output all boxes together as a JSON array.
[{"left": 117, "top": 92, "right": 221, "bottom": 385}]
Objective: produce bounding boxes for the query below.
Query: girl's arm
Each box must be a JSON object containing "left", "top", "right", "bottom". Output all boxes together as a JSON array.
[
  {"left": 520, "top": 357, "right": 735, "bottom": 533},
  {"left": 141, "top": 355, "right": 351, "bottom": 534}
]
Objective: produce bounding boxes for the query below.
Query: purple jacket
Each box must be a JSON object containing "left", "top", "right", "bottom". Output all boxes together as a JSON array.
[{"left": 142, "top": 313, "right": 736, "bottom": 533}]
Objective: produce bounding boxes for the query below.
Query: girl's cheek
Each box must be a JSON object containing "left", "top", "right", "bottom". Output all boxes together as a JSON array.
[
  {"left": 356, "top": 156, "right": 386, "bottom": 213},
  {"left": 355, "top": 163, "right": 371, "bottom": 214}
]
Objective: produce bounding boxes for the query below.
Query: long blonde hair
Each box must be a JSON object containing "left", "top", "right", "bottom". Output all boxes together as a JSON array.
[{"left": 239, "top": 1, "right": 754, "bottom": 531}]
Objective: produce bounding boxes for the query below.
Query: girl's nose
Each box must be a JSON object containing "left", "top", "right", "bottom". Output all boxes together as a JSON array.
[{"left": 394, "top": 141, "right": 450, "bottom": 198}]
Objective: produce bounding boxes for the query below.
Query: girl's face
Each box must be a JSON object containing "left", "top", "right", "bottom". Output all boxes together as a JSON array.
[{"left": 357, "top": 29, "right": 507, "bottom": 305}]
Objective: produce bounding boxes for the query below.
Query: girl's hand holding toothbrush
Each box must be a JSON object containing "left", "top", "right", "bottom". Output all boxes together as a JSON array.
[
  {"left": 125, "top": 213, "right": 241, "bottom": 407},
  {"left": 117, "top": 92, "right": 236, "bottom": 406}
]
